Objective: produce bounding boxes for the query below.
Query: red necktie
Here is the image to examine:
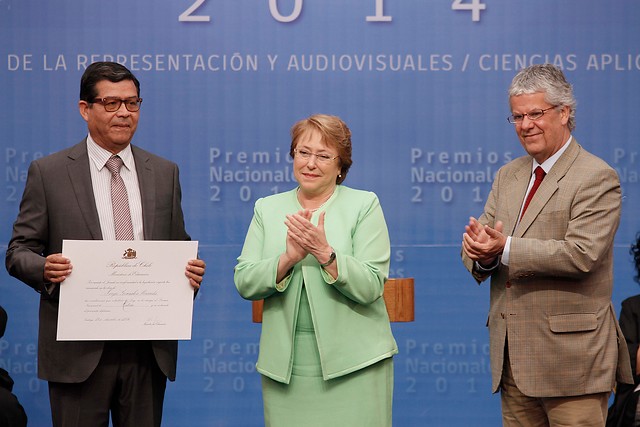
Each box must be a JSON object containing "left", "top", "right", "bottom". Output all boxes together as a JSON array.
[
  {"left": 105, "top": 155, "right": 134, "bottom": 240},
  {"left": 520, "top": 166, "right": 546, "bottom": 220}
]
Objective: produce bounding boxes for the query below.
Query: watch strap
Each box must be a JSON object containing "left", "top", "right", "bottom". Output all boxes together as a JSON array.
[{"left": 320, "top": 250, "right": 336, "bottom": 267}]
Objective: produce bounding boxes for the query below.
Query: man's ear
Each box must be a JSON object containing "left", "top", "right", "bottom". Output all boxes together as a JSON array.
[
  {"left": 560, "top": 105, "right": 571, "bottom": 126},
  {"left": 78, "top": 100, "right": 90, "bottom": 122}
]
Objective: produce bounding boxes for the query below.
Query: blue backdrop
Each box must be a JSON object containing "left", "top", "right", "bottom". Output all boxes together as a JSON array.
[{"left": 1, "top": 1, "right": 640, "bottom": 425}]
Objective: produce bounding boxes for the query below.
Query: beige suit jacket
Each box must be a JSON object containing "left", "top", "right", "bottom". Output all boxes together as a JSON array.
[{"left": 462, "top": 139, "right": 633, "bottom": 397}]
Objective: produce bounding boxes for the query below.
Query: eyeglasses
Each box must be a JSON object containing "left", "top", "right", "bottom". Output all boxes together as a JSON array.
[
  {"left": 507, "top": 106, "right": 557, "bottom": 124},
  {"left": 294, "top": 149, "right": 339, "bottom": 164},
  {"left": 92, "top": 97, "right": 143, "bottom": 112}
]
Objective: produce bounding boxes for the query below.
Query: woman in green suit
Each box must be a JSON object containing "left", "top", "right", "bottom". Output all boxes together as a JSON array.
[{"left": 234, "top": 114, "right": 397, "bottom": 426}]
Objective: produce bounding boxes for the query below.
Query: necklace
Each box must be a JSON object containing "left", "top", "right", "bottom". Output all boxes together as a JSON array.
[
  {"left": 309, "top": 201, "right": 326, "bottom": 213},
  {"left": 297, "top": 187, "right": 334, "bottom": 212}
]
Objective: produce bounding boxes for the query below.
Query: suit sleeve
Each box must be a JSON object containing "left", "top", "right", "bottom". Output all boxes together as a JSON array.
[
  {"left": 328, "top": 193, "right": 390, "bottom": 305},
  {"left": 461, "top": 163, "right": 503, "bottom": 284},
  {"left": 170, "top": 164, "right": 190, "bottom": 241},
  {"left": 234, "top": 198, "right": 289, "bottom": 300},
  {"left": 5, "top": 160, "right": 49, "bottom": 292}
]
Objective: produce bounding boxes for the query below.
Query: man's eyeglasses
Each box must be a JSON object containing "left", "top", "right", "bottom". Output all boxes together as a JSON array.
[
  {"left": 294, "top": 149, "right": 339, "bottom": 164},
  {"left": 92, "top": 97, "right": 143, "bottom": 112},
  {"left": 507, "top": 106, "right": 557, "bottom": 124}
]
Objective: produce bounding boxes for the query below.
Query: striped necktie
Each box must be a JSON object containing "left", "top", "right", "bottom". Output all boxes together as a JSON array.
[{"left": 105, "top": 155, "right": 134, "bottom": 240}]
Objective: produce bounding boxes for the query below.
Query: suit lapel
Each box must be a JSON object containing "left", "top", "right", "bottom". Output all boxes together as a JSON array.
[
  {"left": 66, "top": 140, "right": 103, "bottom": 239},
  {"left": 132, "top": 146, "right": 155, "bottom": 239},
  {"left": 505, "top": 164, "right": 532, "bottom": 236},
  {"left": 514, "top": 140, "right": 581, "bottom": 237}
]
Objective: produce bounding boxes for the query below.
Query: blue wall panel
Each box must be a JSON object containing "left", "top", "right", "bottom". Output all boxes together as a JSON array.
[{"left": 1, "top": 1, "right": 639, "bottom": 425}]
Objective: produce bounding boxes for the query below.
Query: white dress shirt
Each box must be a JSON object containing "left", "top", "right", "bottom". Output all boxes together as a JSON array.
[
  {"left": 501, "top": 135, "right": 573, "bottom": 266},
  {"left": 86, "top": 135, "right": 144, "bottom": 240}
]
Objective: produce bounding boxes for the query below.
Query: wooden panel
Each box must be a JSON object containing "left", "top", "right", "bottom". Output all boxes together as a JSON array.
[
  {"left": 251, "top": 278, "right": 414, "bottom": 323},
  {"left": 382, "top": 278, "right": 415, "bottom": 322},
  {"left": 252, "top": 299, "right": 264, "bottom": 323}
]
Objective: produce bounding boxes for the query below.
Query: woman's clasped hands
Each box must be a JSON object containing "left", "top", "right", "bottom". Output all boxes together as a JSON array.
[{"left": 284, "top": 209, "right": 332, "bottom": 264}]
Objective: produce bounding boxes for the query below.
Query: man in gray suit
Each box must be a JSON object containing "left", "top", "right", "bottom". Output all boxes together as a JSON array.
[
  {"left": 5, "top": 62, "right": 206, "bottom": 427},
  {"left": 461, "top": 64, "right": 632, "bottom": 426}
]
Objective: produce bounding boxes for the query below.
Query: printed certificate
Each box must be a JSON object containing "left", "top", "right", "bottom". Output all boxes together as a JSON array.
[{"left": 57, "top": 240, "right": 198, "bottom": 341}]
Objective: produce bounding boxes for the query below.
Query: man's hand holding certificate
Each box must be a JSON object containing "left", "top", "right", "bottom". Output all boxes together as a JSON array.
[{"left": 57, "top": 240, "right": 199, "bottom": 341}]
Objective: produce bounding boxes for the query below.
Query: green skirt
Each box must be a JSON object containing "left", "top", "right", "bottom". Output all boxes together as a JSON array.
[{"left": 262, "top": 287, "right": 394, "bottom": 427}]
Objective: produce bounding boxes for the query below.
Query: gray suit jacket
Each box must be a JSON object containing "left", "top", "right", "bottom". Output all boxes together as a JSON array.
[
  {"left": 5, "top": 139, "right": 190, "bottom": 383},
  {"left": 462, "top": 139, "right": 633, "bottom": 397}
]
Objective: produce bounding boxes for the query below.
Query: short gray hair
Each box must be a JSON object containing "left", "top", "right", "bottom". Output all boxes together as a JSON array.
[{"left": 508, "top": 64, "right": 576, "bottom": 131}]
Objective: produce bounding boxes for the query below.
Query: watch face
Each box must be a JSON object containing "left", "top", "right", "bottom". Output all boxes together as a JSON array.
[{"left": 321, "top": 251, "right": 336, "bottom": 267}]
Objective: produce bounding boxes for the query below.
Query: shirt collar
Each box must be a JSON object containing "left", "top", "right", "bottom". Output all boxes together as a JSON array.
[
  {"left": 86, "top": 134, "right": 134, "bottom": 172},
  {"left": 533, "top": 135, "right": 572, "bottom": 174}
]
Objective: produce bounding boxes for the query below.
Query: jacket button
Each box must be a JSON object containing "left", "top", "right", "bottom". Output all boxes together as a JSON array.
[{"left": 506, "top": 281, "right": 511, "bottom": 288}]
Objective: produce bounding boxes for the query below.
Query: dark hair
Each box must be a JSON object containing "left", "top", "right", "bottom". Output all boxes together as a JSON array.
[
  {"left": 0, "top": 306, "right": 7, "bottom": 338},
  {"left": 79, "top": 61, "right": 140, "bottom": 102},
  {"left": 289, "top": 114, "right": 353, "bottom": 185},
  {"left": 632, "top": 232, "right": 640, "bottom": 285}
]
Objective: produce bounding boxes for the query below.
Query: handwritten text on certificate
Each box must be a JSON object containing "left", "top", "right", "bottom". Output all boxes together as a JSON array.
[{"left": 57, "top": 240, "right": 198, "bottom": 341}]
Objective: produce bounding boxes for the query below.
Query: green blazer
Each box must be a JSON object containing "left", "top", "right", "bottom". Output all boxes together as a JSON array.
[{"left": 235, "top": 185, "right": 398, "bottom": 384}]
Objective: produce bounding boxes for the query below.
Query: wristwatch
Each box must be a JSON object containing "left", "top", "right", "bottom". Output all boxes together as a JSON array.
[{"left": 320, "top": 250, "right": 336, "bottom": 267}]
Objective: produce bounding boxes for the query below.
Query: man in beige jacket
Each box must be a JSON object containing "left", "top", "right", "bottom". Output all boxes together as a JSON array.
[{"left": 461, "top": 63, "right": 632, "bottom": 427}]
